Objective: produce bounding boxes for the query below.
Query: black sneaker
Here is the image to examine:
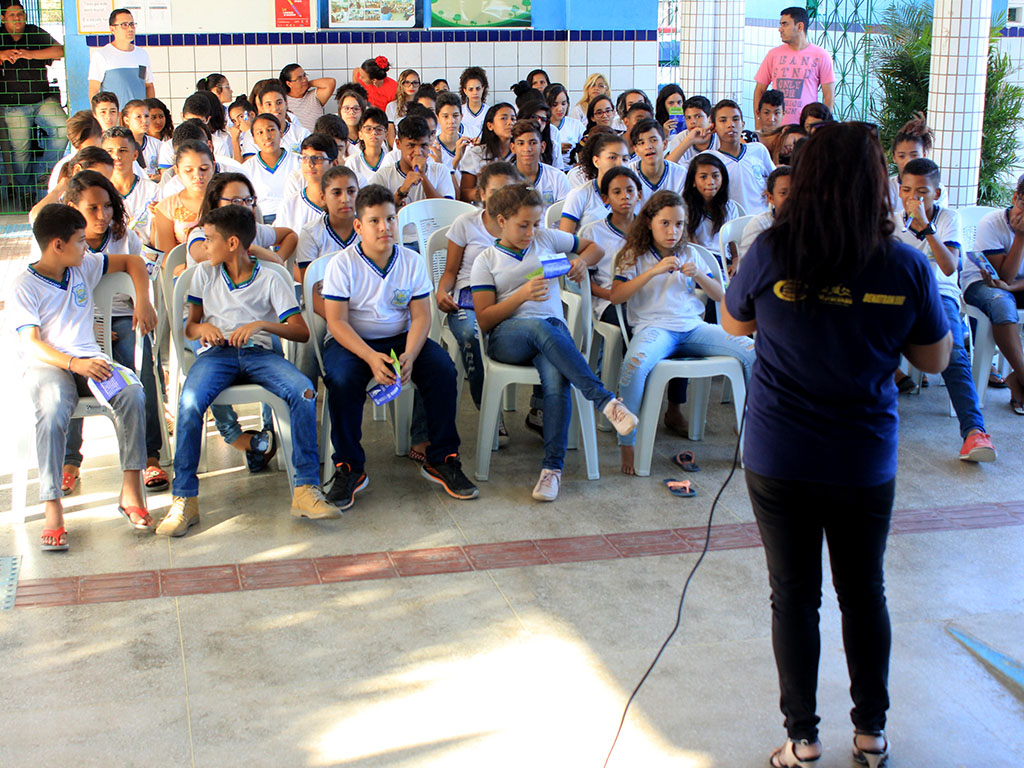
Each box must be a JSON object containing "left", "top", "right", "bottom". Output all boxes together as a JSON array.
[
  {"left": 325, "top": 462, "right": 369, "bottom": 511},
  {"left": 524, "top": 408, "right": 544, "bottom": 437},
  {"left": 244, "top": 428, "right": 276, "bottom": 473},
  {"left": 421, "top": 454, "right": 479, "bottom": 500}
]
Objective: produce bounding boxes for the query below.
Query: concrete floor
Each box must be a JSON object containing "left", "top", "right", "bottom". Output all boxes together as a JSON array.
[{"left": 1, "top": 223, "right": 1022, "bottom": 766}]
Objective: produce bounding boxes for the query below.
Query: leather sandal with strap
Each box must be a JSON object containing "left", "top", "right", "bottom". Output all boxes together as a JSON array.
[
  {"left": 852, "top": 731, "right": 888, "bottom": 768},
  {"left": 769, "top": 738, "right": 821, "bottom": 767}
]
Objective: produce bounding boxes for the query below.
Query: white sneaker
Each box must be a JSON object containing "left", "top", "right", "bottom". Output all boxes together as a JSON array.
[
  {"left": 602, "top": 397, "right": 638, "bottom": 436},
  {"left": 532, "top": 469, "right": 561, "bottom": 502}
]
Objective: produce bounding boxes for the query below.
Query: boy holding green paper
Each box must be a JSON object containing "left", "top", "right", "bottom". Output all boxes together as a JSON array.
[{"left": 320, "top": 184, "right": 478, "bottom": 510}]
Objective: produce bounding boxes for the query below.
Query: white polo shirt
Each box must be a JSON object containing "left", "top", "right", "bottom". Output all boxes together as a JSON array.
[
  {"left": 446, "top": 208, "right": 496, "bottom": 294},
  {"left": 966, "top": 207, "right": 1024, "bottom": 290},
  {"left": 460, "top": 102, "right": 488, "bottom": 140},
  {"left": 294, "top": 214, "right": 360, "bottom": 268},
  {"left": 470, "top": 229, "right": 580, "bottom": 321},
  {"left": 185, "top": 222, "right": 279, "bottom": 267},
  {"left": 666, "top": 132, "right": 719, "bottom": 165},
  {"left": 242, "top": 150, "right": 302, "bottom": 217},
  {"left": 891, "top": 204, "right": 962, "bottom": 302},
  {"left": 705, "top": 144, "right": 775, "bottom": 215},
  {"left": 459, "top": 144, "right": 513, "bottom": 177},
  {"left": 368, "top": 159, "right": 457, "bottom": 203},
  {"left": 275, "top": 189, "right": 326, "bottom": 235},
  {"left": 521, "top": 163, "right": 571, "bottom": 207},
  {"left": 136, "top": 134, "right": 162, "bottom": 176},
  {"left": 185, "top": 260, "right": 300, "bottom": 354},
  {"left": 560, "top": 179, "right": 608, "bottom": 230},
  {"left": 344, "top": 148, "right": 393, "bottom": 186},
  {"left": 121, "top": 174, "right": 160, "bottom": 245},
  {"left": 321, "top": 243, "right": 431, "bottom": 341},
  {"left": 614, "top": 248, "right": 708, "bottom": 336},
  {"left": 240, "top": 119, "right": 310, "bottom": 158},
  {"left": 579, "top": 214, "right": 628, "bottom": 320},
  {"left": 555, "top": 116, "right": 585, "bottom": 167},
  {"left": 689, "top": 200, "right": 742, "bottom": 255},
  {"left": 566, "top": 165, "right": 588, "bottom": 188},
  {"left": 737, "top": 209, "right": 774, "bottom": 264},
  {"left": 627, "top": 158, "right": 688, "bottom": 203},
  {"left": 11, "top": 252, "right": 108, "bottom": 359}
]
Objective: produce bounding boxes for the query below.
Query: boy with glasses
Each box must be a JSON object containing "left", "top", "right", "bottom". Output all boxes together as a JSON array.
[{"left": 276, "top": 133, "right": 339, "bottom": 234}]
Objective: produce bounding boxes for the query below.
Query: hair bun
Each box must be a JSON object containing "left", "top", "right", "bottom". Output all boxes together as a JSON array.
[{"left": 374, "top": 56, "right": 390, "bottom": 71}]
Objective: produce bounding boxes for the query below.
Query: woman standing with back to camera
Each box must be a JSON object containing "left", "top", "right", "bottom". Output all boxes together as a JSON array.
[{"left": 723, "top": 122, "right": 952, "bottom": 768}]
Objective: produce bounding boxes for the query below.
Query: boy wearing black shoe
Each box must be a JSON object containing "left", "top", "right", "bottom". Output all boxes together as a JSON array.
[{"left": 321, "top": 184, "right": 478, "bottom": 508}]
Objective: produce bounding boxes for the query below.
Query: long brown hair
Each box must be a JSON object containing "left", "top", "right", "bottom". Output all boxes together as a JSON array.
[
  {"left": 765, "top": 122, "right": 894, "bottom": 301},
  {"left": 617, "top": 190, "right": 685, "bottom": 272}
]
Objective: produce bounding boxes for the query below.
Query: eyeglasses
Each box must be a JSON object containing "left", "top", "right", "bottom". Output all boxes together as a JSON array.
[
  {"left": 341, "top": 105, "right": 362, "bottom": 113},
  {"left": 289, "top": 73, "right": 308, "bottom": 82},
  {"left": 361, "top": 126, "right": 386, "bottom": 136},
  {"left": 220, "top": 196, "right": 256, "bottom": 207},
  {"left": 403, "top": 80, "right": 421, "bottom": 88},
  {"left": 300, "top": 155, "right": 329, "bottom": 165},
  {"left": 113, "top": 21, "right": 136, "bottom": 29},
  {"left": 593, "top": 108, "right": 615, "bottom": 117}
]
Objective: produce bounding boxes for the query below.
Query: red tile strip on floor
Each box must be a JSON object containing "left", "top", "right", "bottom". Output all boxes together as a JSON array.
[{"left": 12, "top": 500, "right": 1024, "bottom": 609}]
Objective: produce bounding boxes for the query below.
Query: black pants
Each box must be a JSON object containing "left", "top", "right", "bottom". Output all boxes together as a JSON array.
[{"left": 746, "top": 470, "right": 895, "bottom": 742}]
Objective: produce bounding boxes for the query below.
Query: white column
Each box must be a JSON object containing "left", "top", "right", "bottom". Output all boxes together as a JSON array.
[
  {"left": 927, "top": 0, "right": 991, "bottom": 207},
  {"left": 675, "top": 0, "right": 746, "bottom": 104}
]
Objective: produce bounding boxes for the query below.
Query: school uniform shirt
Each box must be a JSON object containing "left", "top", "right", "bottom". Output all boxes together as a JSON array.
[
  {"left": 459, "top": 144, "right": 514, "bottom": 177},
  {"left": 344, "top": 148, "right": 392, "bottom": 186},
  {"left": 555, "top": 116, "right": 585, "bottom": 167},
  {"left": 560, "top": 179, "right": 608, "bottom": 231},
  {"left": 88, "top": 229, "right": 143, "bottom": 317},
  {"left": 460, "top": 103, "right": 488, "bottom": 140},
  {"left": 614, "top": 248, "right": 708, "bottom": 336},
  {"left": 689, "top": 200, "right": 742, "bottom": 255},
  {"left": 522, "top": 163, "right": 571, "bottom": 207},
  {"left": 368, "top": 159, "right": 457, "bottom": 203},
  {"left": 136, "top": 134, "right": 163, "bottom": 177},
  {"left": 962, "top": 207, "right": 1022, "bottom": 291},
  {"left": 186, "top": 260, "right": 300, "bottom": 354},
  {"left": 726, "top": 237, "right": 948, "bottom": 486},
  {"left": 546, "top": 123, "right": 566, "bottom": 171},
  {"left": 891, "top": 205, "right": 962, "bottom": 303},
  {"left": 569, "top": 104, "right": 587, "bottom": 123},
  {"left": 627, "top": 159, "right": 688, "bottom": 203},
  {"left": 242, "top": 150, "right": 302, "bottom": 217},
  {"left": 211, "top": 131, "right": 233, "bottom": 160},
  {"left": 578, "top": 214, "right": 628, "bottom": 320},
  {"left": 275, "top": 189, "right": 326, "bottom": 236},
  {"left": 470, "top": 229, "right": 580, "bottom": 322},
  {"left": 385, "top": 101, "right": 406, "bottom": 125},
  {"left": 566, "top": 165, "right": 589, "bottom": 189},
  {"left": 121, "top": 174, "right": 160, "bottom": 245},
  {"left": 240, "top": 119, "right": 311, "bottom": 158},
  {"left": 294, "top": 214, "right": 360, "bottom": 268},
  {"left": 157, "top": 156, "right": 248, "bottom": 200},
  {"left": 446, "top": 209, "right": 496, "bottom": 296},
  {"left": 185, "top": 222, "right": 279, "bottom": 268},
  {"left": 667, "top": 132, "right": 720, "bottom": 165},
  {"left": 321, "top": 243, "right": 431, "bottom": 341},
  {"left": 435, "top": 135, "right": 463, "bottom": 171},
  {"left": 737, "top": 209, "right": 774, "bottom": 264},
  {"left": 705, "top": 144, "right": 775, "bottom": 215},
  {"left": 888, "top": 174, "right": 902, "bottom": 214}
]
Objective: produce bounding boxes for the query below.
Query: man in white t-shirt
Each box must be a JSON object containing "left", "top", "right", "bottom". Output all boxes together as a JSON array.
[{"left": 87, "top": 9, "right": 154, "bottom": 107}]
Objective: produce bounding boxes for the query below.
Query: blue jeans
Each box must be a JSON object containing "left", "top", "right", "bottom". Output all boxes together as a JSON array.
[
  {"left": 65, "top": 316, "right": 162, "bottom": 466},
  {"left": 322, "top": 334, "right": 460, "bottom": 472},
  {"left": 598, "top": 303, "right": 687, "bottom": 404},
  {"left": 171, "top": 345, "right": 320, "bottom": 497},
  {"left": 488, "top": 316, "right": 614, "bottom": 470},
  {"left": 0, "top": 98, "right": 67, "bottom": 188},
  {"left": 963, "top": 279, "right": 1023, "bottom": 326},
  {"left": 617, "top": 323, "right": 755, "bottom": 446},
  {"left": 938, "top": 295, "right": 985, "bottom": 438}
]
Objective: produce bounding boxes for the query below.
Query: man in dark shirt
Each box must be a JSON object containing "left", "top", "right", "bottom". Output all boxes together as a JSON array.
[{"left": 0, "top": 0, "right": 65, "bottom": 197}]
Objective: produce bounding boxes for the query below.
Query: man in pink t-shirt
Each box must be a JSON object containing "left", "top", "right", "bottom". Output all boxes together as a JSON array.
[{"left": 754, "top": 6, "right": 835, "bottom": 125}]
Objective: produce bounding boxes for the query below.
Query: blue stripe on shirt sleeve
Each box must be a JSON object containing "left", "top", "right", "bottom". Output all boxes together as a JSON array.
[
  {"left": 186, "top": 295, "right": 202, "bottom": 305},
  {"left": 15, "top": 323, "right": 39, "bottom": 332},
  {"left": 561, "top": 212, "right": 579, "bottom": 223},
  {"left": 613, "top": 275, "right": 629, "bottom": 282},
  {"left": 278, "top": 307, "right": 300, "bottom": 321},
  {"left": 101, "top": 254, "right": 109, "bottom": 274},
  {"left": 323, "top": 294, "right": 349, "bottom": 301},
  {"left": 411, "top": 292, "right": 430, "bottom": 300},
  {"left": 471, "top": 285, "right": 496, "bottom": 293}
]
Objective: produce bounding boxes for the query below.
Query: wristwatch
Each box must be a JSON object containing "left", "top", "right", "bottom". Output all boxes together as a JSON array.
[{"left": 913, "top": 222, "right": 935, "bottom": 240}]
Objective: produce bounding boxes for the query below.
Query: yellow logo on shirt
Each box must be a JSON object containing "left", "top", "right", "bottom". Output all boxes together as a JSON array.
[
  {"left": 390, "top": 288, "right": 412, "bottom": 307},
  {"left": 818, "top": 285, "right": 853, "bottom": 306},
  {"left": 863, "top": 293, "right": 907, "bottom": 305},
  {"left": 773, "top": 280, "right": 853, "bottom": 306},
  {"left": 73, "top": 282, "right": 88, "bottom": 307},
  {"left": 773, "top": 279, "right": 806, "bottom": 302}
]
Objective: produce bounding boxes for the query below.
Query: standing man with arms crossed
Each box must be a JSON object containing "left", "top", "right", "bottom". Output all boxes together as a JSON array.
[
  {"left": 0, "top": 0, "right": 65, "bottom": 205},
  {"left": 87, "top": 9, "right": 154, "bottom": 107},
  {"left": 753, "top": 7, "right": 834, "bottom": 126}
]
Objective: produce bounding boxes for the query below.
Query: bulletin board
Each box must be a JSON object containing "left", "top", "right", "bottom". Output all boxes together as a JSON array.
[
  {"left": 326, "top": 0, "right": 416, "bottom": 27},
  {"left": 77, "top": 0, "right": 114, "bottom": 34}
]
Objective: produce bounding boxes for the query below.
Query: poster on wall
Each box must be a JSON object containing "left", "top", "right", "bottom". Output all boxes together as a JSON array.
[
  {"left": 77, "top": 0, "right": 114, "bottom": 34},
  {"left": 276, "top": 0, "right": 311, "bottom": 27},
  {"left": 430, "top": 0, "right": 530, "bottom": 27},
  {"left": 327, "top": 0, "right": 416, "bottom": 27},
  {"left": 121, "top": 1, "right": 171, "bottom": 34}
]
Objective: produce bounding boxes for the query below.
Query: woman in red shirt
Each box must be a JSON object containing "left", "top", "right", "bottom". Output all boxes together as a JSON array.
[{"left": 353, "top": 56, "right": 397, "bottom": 111}]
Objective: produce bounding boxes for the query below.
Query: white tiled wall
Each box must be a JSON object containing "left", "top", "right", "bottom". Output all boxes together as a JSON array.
[{"left": 142, "top": 39, "right": 660, "bottom": 118}]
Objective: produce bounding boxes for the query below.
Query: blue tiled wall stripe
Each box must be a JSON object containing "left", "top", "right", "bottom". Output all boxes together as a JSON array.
[{"left": 84, "top": 29, "right": 658, "bottom": 47}]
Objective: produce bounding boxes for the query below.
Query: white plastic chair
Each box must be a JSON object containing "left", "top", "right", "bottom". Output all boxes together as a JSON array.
[
  {"left": 957, "top": 205, "right": 1003, "bottom": 405},
  {"left": 301, "top": 254, "right": 414, "bottom": 479},
  {"left": 958, "top": 205, "right": 999, "bottom": 252},
  {"left": 159, "top": 244, "right": 188, "bottom": 429},
  {"left": 719, "top": 214, "right": 757, "bottom": 273},
  {"left": 474, "top": 271, "right": 600, "bottom": 482},
  {"left": 425, "top": 226, "right": 466, "bottom": 405},
  {"left": 11, "top": 272, "right": 148, "bottom": 523},
  {"left": 397, "top": 198, "right": 477, "bottom": 256},
  {"left": 544, "top": 199, "right": 566, "bottom": 229},
  {"left": 171, "top": 263, "right": 297, "bottom": 485},
  {"left": 615, "top": 243, "right": 747, "bottom": 477}
]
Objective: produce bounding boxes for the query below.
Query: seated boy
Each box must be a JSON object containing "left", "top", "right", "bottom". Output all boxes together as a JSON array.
[
  {"left": 122, "top": 99, "right": 162, "bottom": 179},
  {"left": 706, "top": 99, "right": 775, "bottom": 214},
  {"left": 158, "top": 205, "right": 336, "bottom": 536},
  {"left": 433, "top": 91, "right": 472, "bottom": 172},
  {"left": 737, "top": 166, "right": 791, "bottom": 266},
  {"left": 91, "top": 90, "right": 120, "bottom": 132},
  {"left": 102, "top": 127, "right": 159, "bottom": 244},
  {"left": 294, "top": 165, "right": 360, "bottom": 281},
  {"left": 242, "top": 80, "right": 311, "bottom": 158},
  {"left": 48, "top": 111, "right": 103, "bottom": 191},
  {"left": 320, "top": 184, "right": 478, "bottom": 509},
  {"left": 276, "top": 133, "right": 339, "bottom": 234},
  {"left": 754, "top": 89, "right": 785, "bottom": 153},
  {"left": 622, "top": 101, "right": 655, "bottom": 163},
  {"left": 627, "top": 118, "right": 687, "bottom": 203},
  {"left": 369, "top": 115, "right": 456, "bottom": 208},
  {"left": 963, "top": 173, "right": 1024, "bottom": 415},
  {"left": 666, "top": 96, "right": 717, "bottom": 164},
  {"left": 893, "top": 158, "right": 995, "bottom": 461},
  {"left": 12, "top": 204, "right": 157, "bottom": 550}
]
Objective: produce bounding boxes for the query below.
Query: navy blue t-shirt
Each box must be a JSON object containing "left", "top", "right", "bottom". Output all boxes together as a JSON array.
[{"left": 726, "top": 235, "right": 949, "bottom": 486}]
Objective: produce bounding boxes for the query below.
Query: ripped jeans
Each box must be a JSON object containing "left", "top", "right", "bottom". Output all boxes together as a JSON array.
[{"left": 616, "top": 323, "right": 755, "bottom": 446}]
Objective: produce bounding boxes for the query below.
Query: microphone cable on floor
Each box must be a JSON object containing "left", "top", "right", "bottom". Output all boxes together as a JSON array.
[{"left": 602, "top": 401, "right": 748, "bottom": 767}]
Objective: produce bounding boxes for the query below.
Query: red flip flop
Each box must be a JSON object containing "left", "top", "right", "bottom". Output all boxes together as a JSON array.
[
  {"left": 41, "top": 526, "right": 68, "bottom": 551},
  {"left": 61, "top": 471, "right": 79, "bottom": 495},
  {"left": 119, "top": 505, "right": 155, "bottom": 531},
  {"left": 143, "top": 466, "right": 169, "bottom": 490}
]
